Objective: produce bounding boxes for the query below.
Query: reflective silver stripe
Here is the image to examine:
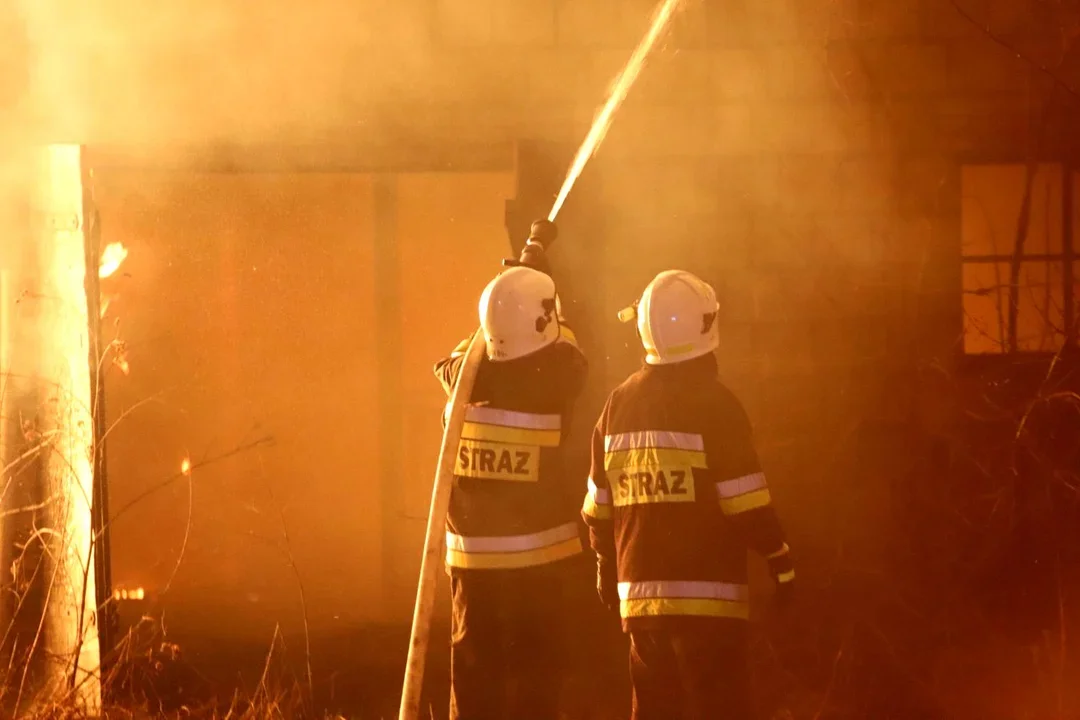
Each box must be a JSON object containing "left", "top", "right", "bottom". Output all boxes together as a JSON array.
[
  {"left": 464, "top": 406, "right": 561, "bottom": 431},
  {"left": 716, "top": 472, "right": 767, "bottom": 498},
  {"left": 604, "top": 431, "right": 704, "bottom": 453},
  {"left": 617, "top": 580, "right": 749, "bottom": 602},
  {"left": 446, "top": 521, "right": 578, "bottom": 554},
  {"left": 587, "top": 477, "right": 610, "bottom": 505}
]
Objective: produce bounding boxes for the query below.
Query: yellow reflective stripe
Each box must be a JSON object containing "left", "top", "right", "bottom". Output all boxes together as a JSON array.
[
  {"left": 777, "top": 569, "right": 795, "bottom": 584},
  {"left": 619, "top": 580, "right": 747, "bottom": 601},
  {"left": 558, "top": 325, "right": 579, "bottom": 347},
  {"left": 582, "top": 477, "right": 612, "bottom": 519},
  {"left": 587, "top": 477, "right": 610, "bottom": 504},
  {"left": 464, "top": 406, "right": 561, "bottom": 430},
  {"left": 716, "top": 472, "right": 767, "bottom": 499},
  {"left": 604, "top": 431, "right": 704, "bottom": 453},
  {"left": 719, "top": 488, "right": 772, "bottom": 514},
  {"left": 768, "top": 543, "right": 790, "bottom": 559},
  {"left": 582, "top": 494, "right": 611, "bottom": 519},
  {"left": 447, "top": 522, "right": 578, "bottom": 552},
  {"left": 604, "top": 447, "right": 707, "bottom": 471},
  {"left": 621, "top": 597, "right": 749, "bottom": 620},
  {"left": 461, "top": 421, "right": 560, "bottom": 447},
  {"left": 446, "top": 537, "right": 582, "bottom": 569},
  {"left": 645, "top": 342, "right": 696, "bottom": 360}
]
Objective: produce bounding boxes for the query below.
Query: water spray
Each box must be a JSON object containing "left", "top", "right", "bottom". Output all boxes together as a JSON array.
[
  {"left": 398, "top": 3, "right": 687, "bottom": 719},
  {"left": 547, "top": 0, "right": 686, "bottom": 222}
]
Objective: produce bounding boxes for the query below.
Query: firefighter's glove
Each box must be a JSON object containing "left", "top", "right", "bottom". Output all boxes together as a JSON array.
[
  {"left": 528, "top": 218, "right": 558, "bottom": 248},
  {"left": 596, "top": 559, "right": 619, "bottom": 614},
  {"left": 503, "top": 219, "right": 557, "bottom": 276}
]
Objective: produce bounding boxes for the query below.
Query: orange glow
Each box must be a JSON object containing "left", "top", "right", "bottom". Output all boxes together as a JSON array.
[
  {"left": 547, "top": 0, "right": 685, "bottom": 221},
  {"left": 181, "top": 457, "right": 191, "bottom": 475},
  {"left": 113, "top": 586, "right": 145, "bottom": 601},
  {"left": 98, "top": 241, "right": 128, "bottom": 279}
]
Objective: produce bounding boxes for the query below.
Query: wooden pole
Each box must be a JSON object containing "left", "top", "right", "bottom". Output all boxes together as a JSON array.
[
  {"left": 398, "top": 330, "right": 486, "bottom": 720},
  {"left": 0, "top": 145, "right": 102, "bottom": 714}
]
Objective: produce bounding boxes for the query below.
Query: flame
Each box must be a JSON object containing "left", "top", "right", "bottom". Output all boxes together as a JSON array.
[
  {"left": 181, "top": 457, "right": 191, "bottom": 476},
  {"left": 113, "top": 586, "right": 145, "bottom": 601},
  {"left": 111, "top": 340, "right": 130, "bottom": 375},
  {"left": 98, "top": 242, "right": 128, "bottom": 279},
  {"left": 547, "top": 0, "right": 686, "bottom": 221}
]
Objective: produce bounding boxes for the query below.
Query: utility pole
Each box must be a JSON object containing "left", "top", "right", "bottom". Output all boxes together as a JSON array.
[{"left": 0, "top": 144, "right": 102, "bottom": 714}]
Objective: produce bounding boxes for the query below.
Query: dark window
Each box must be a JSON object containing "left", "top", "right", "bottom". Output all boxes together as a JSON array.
[{"left": 960, "top": 163, "right": 1077, "bottom": 354}]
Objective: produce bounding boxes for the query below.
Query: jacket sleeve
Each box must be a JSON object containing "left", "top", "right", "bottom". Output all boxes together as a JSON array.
[
  {"left": 581, "top": 400, "right": 615, "bottom": 563},
  {"left": 433, "top": 334, "right": 474, "bottom": 398},
  {"left": 710, "top": 395, "right": 794, "bottom": 586},
  {"left": 555, "top": 322, "right": 588, "bottom": 410}
]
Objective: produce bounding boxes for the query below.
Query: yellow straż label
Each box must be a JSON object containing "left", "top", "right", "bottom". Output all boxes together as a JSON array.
[
  {"left": 456, "top": 439, "right": 539, "bottom": 482},
  {"left": 608, "top": 465, "right": 696, "bottom": 506}
]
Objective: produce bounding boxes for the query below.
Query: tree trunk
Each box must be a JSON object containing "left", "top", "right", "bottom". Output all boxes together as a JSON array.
[{"left": 0, "top": 144, "right": 101, "bottom": 715}]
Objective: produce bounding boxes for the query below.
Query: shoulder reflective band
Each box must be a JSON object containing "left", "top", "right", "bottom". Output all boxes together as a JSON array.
[
  {"left": 604, "top": 430, "right": 704, "bottom": 453},
  {"left": 603, "top": 431, "right": 706, "bottom": 507},
  {"left": 603, "top": 431, "right": 707, "bottom": 470},
  {"left": 445, "top": 522, "right": 582, "bottom": 570},
  {"left": 462, "top": 406, "right": 561, "bottom": 447},
  {"left": 581, "top": 477, "right": 612, "bottom": 520},
  {"left": 715, "top": 471, "right": 771, "bottom": 514},
  {"left": 456, "top": 406, "right": 561, "bottom": 482},
  {"left": 617, "top": 580, "right": 750, "bottom": 620}
]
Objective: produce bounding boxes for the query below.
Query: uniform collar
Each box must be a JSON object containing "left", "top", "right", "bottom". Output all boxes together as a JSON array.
[{"left": 641, "top": 352, "right": 718, "bottom": 379}]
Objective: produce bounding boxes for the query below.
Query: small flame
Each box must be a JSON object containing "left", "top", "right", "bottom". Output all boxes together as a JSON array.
[
  {"left": 99, "top": 242, "right": 128, "bottom": 279},
  {"left": 114, "top": 586, "right": 146, "bottom": 601},
  {"left": 112, "top": 340, "right": 130, "bottom": 375},
  {"left": 181, "top": 457, "right": 191, "bottom": 476}
]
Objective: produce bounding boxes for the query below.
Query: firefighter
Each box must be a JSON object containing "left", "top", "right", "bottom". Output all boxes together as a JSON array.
[
  {"left": 434, "top": 219, "right": 588, "bottom": 720},
  {"left": 581, "top": 269, "right": 795, "bottom": 720}
]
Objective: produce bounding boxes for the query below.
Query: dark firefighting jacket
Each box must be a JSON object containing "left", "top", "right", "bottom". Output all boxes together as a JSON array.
[
  {"left": 435, "top": 324, "right": 587, "bottom": 571},
  {"left": 581, "top": 353, "right": 794, "bottom": 631}
]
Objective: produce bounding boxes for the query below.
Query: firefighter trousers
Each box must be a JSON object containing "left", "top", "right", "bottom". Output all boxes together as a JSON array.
[
  {"left": 628, "top": 623, "right": 753, "bottom": 720},
  {"left": 448, "top": 560, "right": 571, "bottom": 720}
]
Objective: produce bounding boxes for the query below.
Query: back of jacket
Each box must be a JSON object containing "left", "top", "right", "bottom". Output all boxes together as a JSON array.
[
  {"left": 435, "top": 325, "right": 587, "bottom": 571},
  {"left": 581, "top": 353, "right": 793, "bottom": 631}
]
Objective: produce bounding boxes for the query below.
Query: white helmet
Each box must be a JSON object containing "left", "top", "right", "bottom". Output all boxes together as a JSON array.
[
  {"left": 479, "top": 266, "right": 560, "bottom": 361},
  {"left": 626, "top": 270, "right": 719, "bottom": 365}
]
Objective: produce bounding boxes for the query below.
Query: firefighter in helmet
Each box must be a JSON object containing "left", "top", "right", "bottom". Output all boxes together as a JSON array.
[
  {"left": 581, "top": 269, "right": 794, "bottom": 720},
  {"left": 434, "top": 220, "right": 588, "bottom": 720}
]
